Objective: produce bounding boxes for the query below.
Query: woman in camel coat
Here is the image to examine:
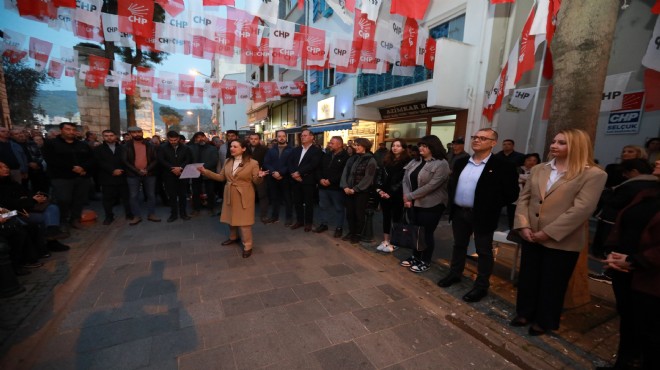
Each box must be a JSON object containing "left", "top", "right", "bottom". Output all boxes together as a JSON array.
[
  {"left": 511, "top": 129, "right": 607, "bottom": 335},
  {"left": 199, "top": 139, "right": 268, "bottom": 258}
]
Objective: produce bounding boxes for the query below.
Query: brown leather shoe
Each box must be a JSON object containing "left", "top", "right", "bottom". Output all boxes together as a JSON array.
[
  {"left": 147, "top": 215, "right": 161, "bottom": 222},
  {"left": 304, "top": 225, "right": 312, "bottom": 232},
  {"left": 242, "top": 249, "right": 252, "bottom": 258},
  {"left": 129, "top": 217, "right": 142, "bottom": 226},
  {"left": 290, "top": 222, "right": 304, "bottom": 230},
  {"left": 221, "top": 239, "right": 240, "bottom": 246}
]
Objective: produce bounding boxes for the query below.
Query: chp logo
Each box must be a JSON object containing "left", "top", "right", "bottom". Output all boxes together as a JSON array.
[{"left": 127, "top": 3, "right": 149, "bottom": 24}]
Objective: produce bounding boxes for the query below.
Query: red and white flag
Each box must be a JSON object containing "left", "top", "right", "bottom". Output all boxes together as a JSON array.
[
  {"left": 1, "top": 29, "right": 26, "bottom": 54},
  {"left": 179, "top": 73, "right": 195, "bottom": 94},
  {"left": 326, "top": 0, "right": 354, "bottom": 26},
  {"left": 353, "top": 10, "right": 376, "bottom": 50},
  {"left": 190, "top": 87, "right": 204, "bottom": 103},
  {"left": 51, "top": 7, "right": 75, "bottom": 31},
  {"left": 415, "top": 27, "right": 428, "bottom": 67},
  {"left": 137, "top": 66, "right": 155, "bottom": 87},
  {"left": 47, "top": 59, "right": 64, "bottom": 78},
  {"left": 515, "top": 7, "right": 536, "bottom": 84},
  {"left": 118, "top": 0, "right": 154, "bottom": 38},
  {"left": 399, "top": 18, "right": 418, "bottom": 66},
  {"left": 156, "top": 0, "right": 185, "bottom": 17},
  {"left": 88, "top": 55, "right": 110, "bottom": 78},
  {"left": 483, "top": 63, "right": 508, "bottom": 121},
  {"left": 359, "top": 40, "right": 379, "bottom": 71},
  {"left": 17, "top": 0, "right": 56, "bottom": 21},
  {"left": 270, "top": 19, "right": 296, "bottom": 50},
  {"left": 329, "top": 38, "right": 352, "bottom": 67},
  {"left": 245, "top": 0, "right": 280, "bottom": 25},
  {"left": 336, "top": 41, "right": 360, "bottom": 74},
  {"left": 375, "top": 16, "right": 403, "bottom": 63},
  {"left": 301, "top": 25, "right": 326, "bottom": 62},
  {"left": 204, "top": 0, "right": 235, "bottom": 5},
  {"left": 642, "top": 15, "right": 660, "bottom": 72},
  {"left": 74, "top": 21, "right": 104, "bottom": 42},
  {"left": 424, "top": 37, "right": 436, "bottom": 70},
  {"left": 252, "top": 87, "right": 265, "bottom": 103},
  {"left": 28, "top": 37, "right": 53, "bottom": 64},
  {"left": 122, "top": 78, "right": 137, "bottom": 95},
  {"left": 271, "top": 32, "right": 302, "bottom": 68},
  {"left": 490, "top": 0, "right": 516, "bottom": 3},
  {"left": 390, "top": 0, "right": 430, "bottom": 20},
  {"left": 157, "top": 85, "right": 172, "bottom": 100},
  {"left": 361, "top": 0, "right": 383, "bottom": 22},
  {"left": 74, "top": 0, "right": 102, "bottom": 27},
  {"left": 104, "top": 74, "right": 120, "bottom": 88}
]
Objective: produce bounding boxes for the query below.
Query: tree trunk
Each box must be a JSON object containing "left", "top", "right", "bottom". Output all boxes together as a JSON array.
[
  {"left": 104, "top": 41, "right": 121, "bottom": 134},
  {"left": 126, "top": 94, "right": 137, "bottom": 128},
  {"left": 546, "top": 0, "right": 620, "bottom": 308},
  {"left": 546, "top": 0, "right": 620, "bottom": 145}
]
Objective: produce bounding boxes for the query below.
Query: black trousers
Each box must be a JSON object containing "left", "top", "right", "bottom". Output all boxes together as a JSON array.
[
  {"left": 267, "top": 177, "right": 292, "bottom": 221},
  {"left": 611, "top": 271, "right": 642, "bottom": 366},
  {"left": 191, "top": 178, "right": 216, "bottom": 211},
  {"left": 633, "top": 290, "right": 660, "bottom": 370},
  {"left": 101, "top": 183, "right": 131, "bottom": 218},
  {"left": 449, "top": 207, "right": 495, "bottom": 289},
  {"left": 411, "top": 204, "right": 445, "bottom": 263},
  {"left": 164, "top": 177, "right": 188, "bottom": 217},
  {"left": 291, "top": 181, "right": 315, "bottom": 225},
  {"left": 345, "top": 192, "right": 370, "bottom": 238},
  {"left": 381, "top": 193, "right": 404, "bottom": 235},
  {"left": 515, "top": 241, "right": 579, "bottom": 330}
]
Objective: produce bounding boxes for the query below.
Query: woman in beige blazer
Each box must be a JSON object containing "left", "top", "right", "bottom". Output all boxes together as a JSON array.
[
  {"left": 199, "top": 140, "right": 268, "bottom": 258},
  {"left": 511, "top": 129, "right": 607, "bottom": 335}
]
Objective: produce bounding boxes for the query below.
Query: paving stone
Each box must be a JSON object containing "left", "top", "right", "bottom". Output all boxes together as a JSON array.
[
  {"left": 352, "top": 305, "right": 400, "bottom": 333},
  {"left": 263, "top": 354, "right": 324, "bottom": 370},
  {"left": 179, "top": 344, "right": 235, "bottom": 370},
  {"left": 316, "top": 311, "right": 370, "bottom": 344},
  {"left": 377, "top": 284, "right": 408, "bottom": 301},
  {"left": 322, "top": 263, "right": 355, "bottom": 277},
  {"left": 267, "top": 271, "right": 303, "bottom": 288},
  {"left": 259, "top": 287, "right": 300, "bottom": 308},
  {"left": 312, "top": 341, "right": 376, "bottom": 369},
  {"left": 385, "top": 347, "right": 455, "bottom": 370},
  {"left": 221, "top": 293, "right": 264, "bottom": 317},
  {"left": 354, "top": 330, "right": 418, "bottom": 368},
  {"left": 285, "top": 299, "right": 330, "bottom": 324},
  {"left": 231, "top": 331, "right": 290, "bottom": 369},
  {"left": 82, "top": 336, "right": 152, "bottom": 370},
  {"left": 292, "top": 282, "right": 331, "bottom": 301},
  {"left": 349, "top": 286, "right": 394, "bottom": 308},
  {"left": 149, "top": 326, "right": 202, "bottom": 360},
  {"left": 318, "top": 293, "right": 363, "bottom": 315},
  {"left": 179, "top": 299, "right": 224, "bottom": 327}
]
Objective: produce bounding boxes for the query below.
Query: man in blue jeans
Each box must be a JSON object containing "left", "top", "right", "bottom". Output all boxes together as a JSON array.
[
  {"left": 315, "top": 136, "right": 348, "bottom": 238},
  {"left": 121, "top": 127, "right": 160, "bottom": 225}
]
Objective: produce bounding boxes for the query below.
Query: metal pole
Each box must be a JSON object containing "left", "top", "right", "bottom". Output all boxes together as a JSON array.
[{"left": 524, "top": 43, "right": 548, "bottom": 154}]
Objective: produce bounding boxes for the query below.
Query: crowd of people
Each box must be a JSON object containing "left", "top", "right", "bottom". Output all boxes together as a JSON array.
[{"left": 1, "top": 122, "right": 658, "bottom": 369}]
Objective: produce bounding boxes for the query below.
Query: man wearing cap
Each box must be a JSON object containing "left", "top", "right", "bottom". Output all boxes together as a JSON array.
[
  {"left": 159, "top": 131, "right": 193, "bottom": 222},
  {"left": 121, "top": 126, "right": 160, "bottom": 225},
  {"left": 448, "top": 137, "right": 469, "bottom": 173}
]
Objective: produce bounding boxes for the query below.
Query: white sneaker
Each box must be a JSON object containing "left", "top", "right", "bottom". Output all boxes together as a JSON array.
[
  {"left": 382, "top": 244, "right": 398, "bottom": 253},
  {"left": 376, "top": 241, "right": 388, "bottom": 251}
]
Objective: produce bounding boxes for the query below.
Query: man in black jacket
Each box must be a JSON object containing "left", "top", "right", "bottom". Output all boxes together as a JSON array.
[
  {"left": 93, "top": 130, "right": 132, "bottom": 225},
  {"left": 189, "top": 132, "right": 218, "bottom": 215},
  {"left": 315, "top": 136, "right": 349, "bottom": 237},
  {"left": 437, "top": 128, "right": 519, "bottom": 303},
  {"left": 42, "top": 122, "right": 95, "bottom": 228},
  {"left": 248, "top": 133, "right": 269, "bottom": 222},
  {"left": 122, "top": 127, "right": 161, "bottom": 225},
  {"left": 263, "top": 130, "right": 293, "bottom": 225},
  {"left": 158, "top": 131, "right": 193, "bottom": 222},
  {"left": 288, "top": 129, "right": 322, "bottom": 232}
]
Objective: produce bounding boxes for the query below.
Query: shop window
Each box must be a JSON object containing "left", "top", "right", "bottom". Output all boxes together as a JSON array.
[
  {"left": 429, "top": 14, "right": 466, "bottom": 42},
  {"left": 324, "top": 68, "right": 336, "bottom": 89},
  {"left": 384, "top": 122, "right": 427, "bottom": 143}
]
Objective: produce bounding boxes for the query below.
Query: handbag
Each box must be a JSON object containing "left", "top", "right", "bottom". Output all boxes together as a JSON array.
[{"left": 390, "top": 208, "right": 427, "bottom": 252}]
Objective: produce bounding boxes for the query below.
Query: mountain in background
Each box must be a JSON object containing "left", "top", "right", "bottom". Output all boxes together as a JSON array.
[{"left": 35, "top": 90, "right": 212, "bottom": 128}]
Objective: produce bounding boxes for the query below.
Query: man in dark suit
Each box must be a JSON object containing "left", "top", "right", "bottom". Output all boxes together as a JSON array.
[
  {"left": 263, "top": 130, "right": 294, "bottom": 225},
  {"left": 93, "top": 130, "right": 132, "bottom": 225},
  {"left": 248, "top": 133, "right": 270, "bottom": 223},
  {"left": 287, "top": 129, "right": 322, "bottom": 232},
  {"left": 437, "top": 128, "right": 519, "bottom": 302},
  {"left": 158, "top": 131, "right": 193, "bottom": 222}
]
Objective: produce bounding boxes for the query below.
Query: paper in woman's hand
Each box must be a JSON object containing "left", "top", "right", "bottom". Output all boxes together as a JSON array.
[{"left": 180, "top": 163, "right": 205, "bottom": 179}]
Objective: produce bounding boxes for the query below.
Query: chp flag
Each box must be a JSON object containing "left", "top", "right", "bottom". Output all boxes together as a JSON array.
[
  {"left": 508, "top": 87, "right": 536, "bottom": 110},
  {"left": 600, "top": 72, "right": 632, "bottom": 112},
  {"left": 641, "top": 15, "right": 660, "bottom": 72}
]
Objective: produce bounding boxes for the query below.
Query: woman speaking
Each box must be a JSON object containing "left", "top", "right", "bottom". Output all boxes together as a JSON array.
[{"left": 512, "top": 129, "right": 607, "bottom": 335}]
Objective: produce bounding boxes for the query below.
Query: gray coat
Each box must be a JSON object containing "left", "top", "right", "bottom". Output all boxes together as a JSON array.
[{"left": 402, "top": 158, "right": 450, "bottom": 208}]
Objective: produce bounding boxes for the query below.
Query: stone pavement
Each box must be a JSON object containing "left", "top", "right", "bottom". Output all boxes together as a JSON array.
[{"left": 0, "top": 202, "right": 619, "bottom": 369}]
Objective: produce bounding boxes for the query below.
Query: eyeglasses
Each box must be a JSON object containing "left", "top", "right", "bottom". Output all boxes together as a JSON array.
[{"left": 470, "top": 136, "right": 495, "bottom": 142}]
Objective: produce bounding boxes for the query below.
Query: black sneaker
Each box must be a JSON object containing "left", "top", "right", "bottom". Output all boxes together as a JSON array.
[
  {"left": 400, "top": 256, "right": 417, "bottom": 267},
  {"left": 588, "top": 273, "right": 613, "bottom": 285},
  {"left": 313, "top": 224, "right": 328, "bottom": 233},
  {"left": 334, "top": 228, "right": 343, "bottom": 238}
]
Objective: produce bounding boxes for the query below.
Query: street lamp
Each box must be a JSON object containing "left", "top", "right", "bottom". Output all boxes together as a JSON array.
[
  {"left": 187, "top": 110, "right": 200, "bottom": 132},
  {"left": 189, "top": 69, "right": 211, "bottom": 79}
]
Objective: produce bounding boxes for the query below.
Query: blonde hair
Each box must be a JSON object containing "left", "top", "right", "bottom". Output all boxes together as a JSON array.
[
  {"left": 551, "top": 129, "right": 596, "bottom": 180},
  {"left": 622, "top": 145, "right": 648, "bottom": 160}
]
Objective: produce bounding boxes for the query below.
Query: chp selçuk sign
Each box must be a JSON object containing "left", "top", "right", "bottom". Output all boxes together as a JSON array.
[{"left": 606, "top": 91, "right": 645, "bottom": 135}]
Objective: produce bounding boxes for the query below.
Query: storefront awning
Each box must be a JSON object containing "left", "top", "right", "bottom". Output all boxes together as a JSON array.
[{"left": 283, "top": 121, "right": 354, "bottom": 134}]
